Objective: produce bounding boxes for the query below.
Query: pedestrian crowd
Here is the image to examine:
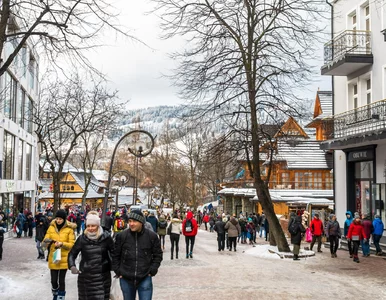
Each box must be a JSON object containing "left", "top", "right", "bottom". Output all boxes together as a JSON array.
[{"left": 287, "top": 209, "right": 384, "bottom": 263}]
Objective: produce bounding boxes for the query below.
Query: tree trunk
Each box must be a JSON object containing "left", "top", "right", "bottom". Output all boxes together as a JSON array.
[{"left": 255, "top": 178, "right": 290, "bottom": 252}]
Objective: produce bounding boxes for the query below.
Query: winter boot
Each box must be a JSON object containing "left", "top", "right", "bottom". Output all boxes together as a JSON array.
[
  {"left": 189, "top": 252, "right": 193, "bottom": 258},
  {"left": 293, "top": 254, "right": 300, "bottom": 261},
  {"left": 176, "top": 252, "right": 178, "bottom": 259},
  {"left": 171, "top": 254, "right": 173, "bottom": 260},
  {"left": 57, "top": 290, "right": 66, "bottom": 300},
  {"left": 52, "top": 288, "right": 59, "bottom": 300}
]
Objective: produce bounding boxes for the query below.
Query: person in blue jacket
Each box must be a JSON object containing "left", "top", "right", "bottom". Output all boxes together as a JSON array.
[
  {"left": 372, "top": 215, "right": 384, "bottom": 256},
  {"left": 344, "top": 211, "right": 354, "bottom": 258}
]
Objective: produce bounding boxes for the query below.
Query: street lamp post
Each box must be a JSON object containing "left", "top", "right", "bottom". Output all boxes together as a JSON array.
[{"left": 101, "top": 130, "right": 154, "bottom": 227}]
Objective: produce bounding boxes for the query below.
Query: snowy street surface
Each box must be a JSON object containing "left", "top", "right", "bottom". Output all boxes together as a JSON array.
[{"left": 1, "top": 225, "right": 386, "bottom": 300}]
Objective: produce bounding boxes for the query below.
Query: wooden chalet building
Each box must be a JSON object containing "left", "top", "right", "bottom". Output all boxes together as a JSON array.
[
  {"left": 38, "top": 161, "right": 109, "bottom": 211},
  {"left": 217, "top": 91, "right": 334, "bottom": 216}
]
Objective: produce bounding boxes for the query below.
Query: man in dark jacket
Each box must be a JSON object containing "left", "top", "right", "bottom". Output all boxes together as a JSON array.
[
  {"left": 289, "top": 216, "right": 306, "bottom": 260},
  {"left": 103, "top": 211, "right": 114, "bottom": 235},
  {"left": 361, "top": 213, "right": 373, "bottom": 257},
  {"left": 112, "top": 210, "right": 163, "bottom": 299},
  {"left": 213, "top": 216, "right": 226, "bottom": 251}
]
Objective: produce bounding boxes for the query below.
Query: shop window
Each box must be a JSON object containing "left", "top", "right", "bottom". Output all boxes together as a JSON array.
[{"left": 3, "top": 131, "right": 15, "bottom": 180}]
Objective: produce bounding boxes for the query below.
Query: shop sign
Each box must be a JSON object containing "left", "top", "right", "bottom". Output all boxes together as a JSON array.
[
  {"left": 6, "top": 181, "right": 14, "bottom": 192},
  {"left": 348, "top": 149, "right": 374, "bottom": 162}
]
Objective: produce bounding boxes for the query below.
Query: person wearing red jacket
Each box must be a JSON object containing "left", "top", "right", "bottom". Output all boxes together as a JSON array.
[
  {"left": 202, "top": 213, "right": 210, "bottom": 231},
  {"left": 182, "top": 211, "right": 198, "bottom": 259},
  {"left": 347, "top": 216, "right": 367, "bottom": 263},
  {"left": 310, "top": 214, "right": 324, "bottom": 253}
]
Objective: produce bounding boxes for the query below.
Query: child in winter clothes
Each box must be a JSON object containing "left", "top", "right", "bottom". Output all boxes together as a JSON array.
[
  {"left": 347, "top": 216, "right": 367, "bottom": 263},
  {"left": 343, "top": 211, "right": 354, "bottom": 258}
]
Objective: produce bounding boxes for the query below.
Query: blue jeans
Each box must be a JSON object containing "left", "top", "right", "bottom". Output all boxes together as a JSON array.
[
  {"left": 361, "top": 239, "right": 370, "bottom": 256},
  {"left": 373, "top": 234, "right": 382, "bottom": 253},
  {"left": 120, "top": 276, "right": 153, "bottom": 300}
]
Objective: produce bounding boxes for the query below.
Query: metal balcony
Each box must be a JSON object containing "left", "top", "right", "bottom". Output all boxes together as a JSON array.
[
  {"left": 321, "top": 30, "right": 373, "bottom": 76},
  {"left": 321, "top": 100, "right": 386, "bottom": 148}
]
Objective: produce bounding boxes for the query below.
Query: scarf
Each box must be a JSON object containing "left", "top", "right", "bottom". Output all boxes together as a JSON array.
[{"left": 84, "top": 226, "right": 103, "bottom": 240}]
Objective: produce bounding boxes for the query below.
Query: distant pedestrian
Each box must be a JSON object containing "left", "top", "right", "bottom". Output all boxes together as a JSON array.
[
  {"left": 75, "top": 212, "right": 82, "bottom": 236},
  {"left": 26, "top": 212, "right": 34, "bottom": 238},
  {"left": 203, "top": 213, "right": 209, "bottom": 231},
  {"left": 0, "top": 220, "right": 4, "bottom": 261},
  {"left": 213, "top": 216, "right": 226, "bottom": 251},
  {"left": 309, "top": 213, "right": 324, "bottom": 253},
  {"left": 146, "top": 212, "right": 159, "bottom": 233},
  {"left": 325, "top": 214, "right": 341, "bottom": 258},
  {"left": 103, "top": 211, "right": 113, "bottom": 235},
  {"left": 182, "top": 211, "right": 198, "bottom": 258},
  {"left": 224, "top": 216, "right": 241, "bottom": 252},
  {"left": 68, "top": 211, "right": 114, "bottom": 300},
  {"left": 157, "top": 214, "right": 168, "bottom": 250},
  {"left": 343, "top": 211, "right": 354, "bottom": 258},
  {"left": 113, "top": 212, "right": 125, "bottom": 237},
  {"left": 361, "top": 213, "right": 373, "bottom": 257},
  {"left": 43, "top": 209, "right": 76, "bottom": 300},
  {"left": 259, "top": 212, "right": 266, "bottom": 238},
  {"left": 15, "top": 212, "right": 25, "bottom": 238},
  {"left": 209, "top": 215, "right": 216, "bottom": 233},
  {"left": 246, "top": 218, "right": 256, "bottom": 245},
  {"left": 265, "top": 218, "right": 270, "bottom": 241},
  {"left": 372, "top": 215, "right": 384, "bottom": 256},
  {"left": 289, "top": 215, "right": 305, "bottom": 261},
  {"left": 347, "top": 215, "right": 367, "bottom": 263},
  {"left": 238, "top": 217, "right": 247, "bottom": 244},
  {"left": 35, "top": 218, "right": 48, "bottom": 259},
  {"left": 168, "top": 213, "right": 182, "bottom": 259}
]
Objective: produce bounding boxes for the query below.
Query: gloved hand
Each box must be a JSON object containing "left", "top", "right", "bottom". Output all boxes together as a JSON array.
[{"left": 71, "top": 266, "right": 80, "bottom": 274}]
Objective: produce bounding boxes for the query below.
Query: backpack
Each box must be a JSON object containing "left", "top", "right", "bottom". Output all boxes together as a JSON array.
[
  {"left": 288, "top": 221, "right": 298, "bottom": 235},
  {"left": 116, "top": 218, "right": 125, "bottom": 230},
  {"left": 159, "top": 221, "right": 167, "bottom": 229},
  {"left": 185, "top": 219, "right": 193, "bottom": 232}
]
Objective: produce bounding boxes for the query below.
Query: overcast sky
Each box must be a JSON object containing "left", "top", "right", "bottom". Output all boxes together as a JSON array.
[{"left": 88, "top": 0, "right": 330, "bottom": 110}]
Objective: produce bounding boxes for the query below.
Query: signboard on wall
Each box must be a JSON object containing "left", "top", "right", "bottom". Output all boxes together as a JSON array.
[{"left": 348, "top": 149, "right": 374, "bottom": 162}]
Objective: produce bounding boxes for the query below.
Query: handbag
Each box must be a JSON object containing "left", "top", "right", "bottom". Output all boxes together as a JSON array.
[
  {"left": 167, "top": 224, "right": 172, "bottom": 235},
  {"left": 110, "top": 278, "right": 123, "bottom": 300},
  {"left": 305, "top": 228, "right": 312, "bottom": 243},
  {"left": 351, "top": 235, "right": 360, "bottom": 241},
  {"left": 52, "top": 248, "right": 62, "bottom": 264}
]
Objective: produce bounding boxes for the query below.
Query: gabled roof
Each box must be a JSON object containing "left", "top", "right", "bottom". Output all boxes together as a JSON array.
[
  {"left": 267, "top": 140, "right": 333, "bottom": 169},
  {"left": 307, "top": 91, "right": 333, "bottom": 128},
  {"left": 39, "top": 160, "right": 83, "bottom": 173},
  {"left": 274, "top": 116, "right": 309, "bottom": 139}
]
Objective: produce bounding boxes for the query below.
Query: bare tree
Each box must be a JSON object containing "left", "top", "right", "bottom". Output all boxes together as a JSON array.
[
  {"left": 152, "top": 0, "right": 328, "bottom": 252},
  {"left": 35, "top": 74, "right": 124, "bottom": 212},
  {"left": 0, "top": 0, "right": 135, "bottom": 77}
]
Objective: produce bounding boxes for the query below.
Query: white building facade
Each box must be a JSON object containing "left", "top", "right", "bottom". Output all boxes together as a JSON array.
[
  {"left": 0, "top": 21, "right": 39, "bottom": 228},
  {"left": 321, "top": 0, "right": 386, "bottom": 230}
]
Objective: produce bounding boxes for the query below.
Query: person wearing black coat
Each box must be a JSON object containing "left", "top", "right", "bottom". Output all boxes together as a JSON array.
[
  {"left": 68, "top": 211, "right": 114, "bottom": 300},
  {"left": 102, "top": 211, "right": 114, "bottom": 235},
  {"left": 289, "top": 216, "right": 306, "bottom": 261},
  {"left": 112, "top": 210, "right": 163, "bottom": 299},
  {"left": 213, "top": 216, "right": 226, "bottom": 251}
]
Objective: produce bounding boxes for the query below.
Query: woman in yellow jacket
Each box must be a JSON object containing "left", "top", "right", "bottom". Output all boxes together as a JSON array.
[{"left": 43, "top": 209, "right": 76, "bottom": 300}]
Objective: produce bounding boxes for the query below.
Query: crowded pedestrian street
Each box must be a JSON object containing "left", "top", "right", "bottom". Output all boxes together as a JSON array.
[{"left": 1, "top": 224, "right": 385, "bottom": 300}]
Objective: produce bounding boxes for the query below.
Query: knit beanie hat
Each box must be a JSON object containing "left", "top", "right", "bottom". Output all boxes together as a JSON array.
[
  {"left": 128, "top": 210, "right": 146, "bottom": 225},
  {"left": 86, "top": 211, "right": 100, "bottom": 226},
  {"left": 354, "top": 212, "right": 360, "bottom": 219},
  {"left": 55, "top": 209, "right": 67, "bottom": 220}
]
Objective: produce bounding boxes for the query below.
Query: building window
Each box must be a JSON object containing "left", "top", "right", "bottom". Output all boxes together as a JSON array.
[
  {"left": 3, "top": 132, "right": 15, "bottom": 180},
  {"left": 17, "top": 88, "right": 26, "bottom": 127},
  {"left": 24, "top": 96, "right": 33, "bottom": 133},
  {"left": 29, "top": 54, "right": 36, "bottom": 90},
  {"left": 366, "top": 79, "right": 371, "bottom": 104},
  {"left": 18, "top": 140, "right": 23, "bottom": 180},
  {"left": 3, "top": 72, "right": 18, "bottom": 122},
  {"left": 25, "top": 144, "right": 32, "bottom": 181}
]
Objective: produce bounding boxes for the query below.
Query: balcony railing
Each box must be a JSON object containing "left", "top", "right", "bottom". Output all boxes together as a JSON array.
[
  {"left": 223, "top": 180, "right": 332, "bottom": 190},
  {"left": 324, "top": 30, "right": 372, "bottom": 65},
  {"left": 322, "top": 100, "right": 386, "bottom": 140}
]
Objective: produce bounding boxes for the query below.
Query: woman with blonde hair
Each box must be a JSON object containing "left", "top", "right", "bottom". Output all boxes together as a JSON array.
[
  {"left": 68, "top": 211, "right": 114, "bottom": 299},
  {"left": 43, "top": 209, "right": 76, "bottom": 300}
]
